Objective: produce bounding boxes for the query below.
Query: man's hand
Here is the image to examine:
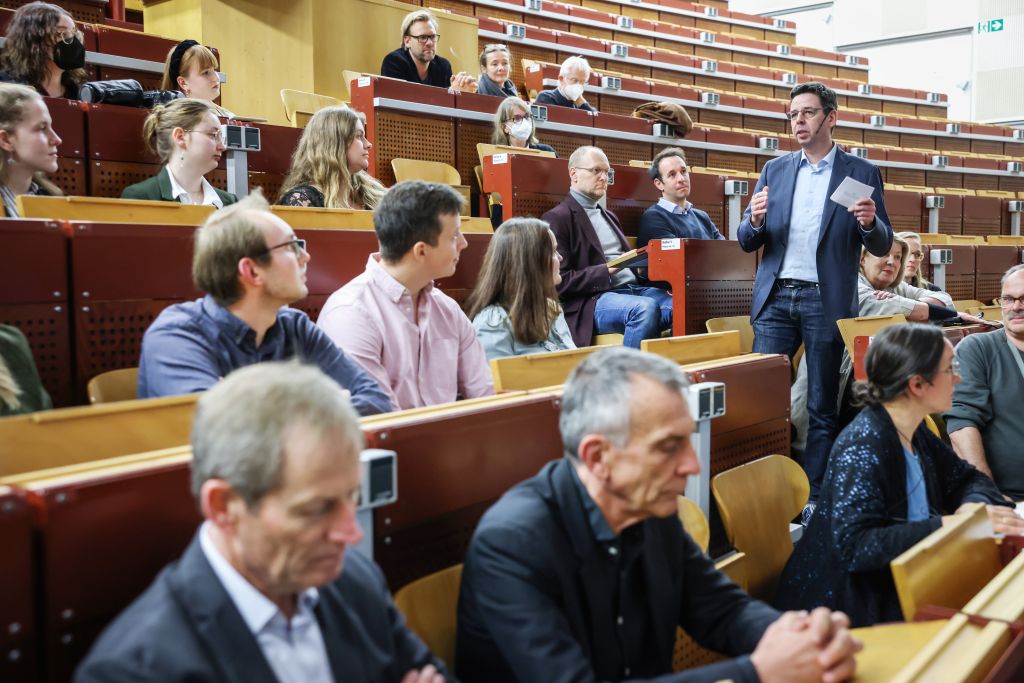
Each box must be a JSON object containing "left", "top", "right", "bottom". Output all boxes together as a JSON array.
[
  {"left": 449, "top": 71, "right": 477, "bottom": 92},
  {"left": 849, "top": 197, "right": 876, "bottom": 228},
  {"left": 748, "top": 186, "right": 769, "bottom": 228},
  {"left": 752, "top": 609, "right": 860, "bottom": 683},
  {"left": 608, "top": 265, "right": 621, "bottom": 274},
  {"left": 401, "top": 664, "right": 445, "bottom": 683},
  {"left": 983, "top": 504, "right": 1024, "bottom": 535}
]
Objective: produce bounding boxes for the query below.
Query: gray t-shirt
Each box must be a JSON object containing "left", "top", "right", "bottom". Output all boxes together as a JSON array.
[
  {"left": 946, "top": 330, "right": 1024, "bottom": 499},
  {"left": 570, "top": 190, "right": 635, "bottom": 288}
]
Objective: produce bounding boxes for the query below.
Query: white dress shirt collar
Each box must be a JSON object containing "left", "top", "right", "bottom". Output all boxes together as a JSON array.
[{"left": 166, "top": 165, "right": 225, "bottom": 208}]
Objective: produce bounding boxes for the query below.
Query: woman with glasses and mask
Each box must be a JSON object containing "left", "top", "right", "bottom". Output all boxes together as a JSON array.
[
  {"left": 777, "top": 323, "right": 1022, "bottom": 627},
  {"left": 278, "top": 105, "right": 386, "bottom": 210},
  {"left": 492, "top": 97, "right": 554, "bottom": 153},
  {"left": 121, "top": 98, "right": 236, "bottom": 207},
  {"left": 0, "top": 2, "right": 87, "bottom": 99},
  {"left": 476, "top": 44, "right": 518, "bottom": 98},
  {"left": 896, "top": 230, "right": 942, "bottom": 292}
]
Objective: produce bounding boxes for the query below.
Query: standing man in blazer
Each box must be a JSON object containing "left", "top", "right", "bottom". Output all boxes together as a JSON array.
[
  {"left": 76, "top": 362, "right": 450, "bottom": 683},
  {"left": 543, "top": 146, "right": 672, "bottom": 348},
  {"left": 738, "top": 82, "right": 892, "bottom": 520}
]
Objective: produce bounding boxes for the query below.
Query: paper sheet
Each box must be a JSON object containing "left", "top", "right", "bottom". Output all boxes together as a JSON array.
[{"left": 829, "top": 176, "right": 875, "bottom": 209}]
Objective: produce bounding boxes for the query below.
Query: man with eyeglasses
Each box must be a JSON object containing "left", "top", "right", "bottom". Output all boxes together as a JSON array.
[
  {"left": 534, "top": 56, "right": 596, "bottom": 112},
  {"left": 737, "top": 82, "right": 892, "bottom": 523},
  {"left": 947, "top": 264, "right": 1024, "bottom": 501},
  {"left": 543, "top": 146, "right": 672, "bottom": 348},
  {"left": 137, "top": 191, "right": 393, "bottom": 416},
  {"left": 381, "top": 9, "right": 475, "bottom": 91}
]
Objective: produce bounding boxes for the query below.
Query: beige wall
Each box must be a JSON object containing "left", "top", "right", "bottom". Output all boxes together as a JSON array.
[{"left": 144, "top": 0, "right": 478, "bottom": 125}]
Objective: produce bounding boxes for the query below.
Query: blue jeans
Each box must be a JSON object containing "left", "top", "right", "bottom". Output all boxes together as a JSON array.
[
  {"left": 752, "top": 283, "right": 843, "bottom": 499},
  {"left": 593, "top": 285, "right": 673, "bottom": 348}
]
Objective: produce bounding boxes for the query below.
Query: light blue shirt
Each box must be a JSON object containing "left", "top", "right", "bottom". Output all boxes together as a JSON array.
[
  {"left": 656, "top": 197, "right": 692, "bottom": 215},
  {"left": 472, "top": 304, "right": 576, "bottom": 360},
  {"left": 199, "top": 523, "right": 335, "bottom": 683},
  {"left": 778, "top": 144, "right": 838, "bottom": 282},
  {"left": 902, "top": 447, "right": 929, "bottom": 522}
]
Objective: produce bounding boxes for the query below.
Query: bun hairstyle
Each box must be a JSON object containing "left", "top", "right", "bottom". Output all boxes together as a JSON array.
[
  {"left": 851, "top": 323, "right": 946, "bottom": 406},
  {"left": 141, "top": 98, "right": 215, "bottom": 164}
]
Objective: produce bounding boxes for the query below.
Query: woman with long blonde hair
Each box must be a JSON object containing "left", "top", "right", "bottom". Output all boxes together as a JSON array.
[
  {"left": 0, "top": 83, "right": 62, "bottom": 217},
  {"left": 278, "top": 106, "right": 387, "bottom": 210}
]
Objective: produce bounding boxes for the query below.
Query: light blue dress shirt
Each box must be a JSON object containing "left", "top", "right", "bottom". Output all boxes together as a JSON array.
[
  {"left": 902, "top": 447, "right": 930, "bottom": 522},
  {"left": 473, "top": 304, "right": 576, "bottom": 360},
  {"left": 199, "top": 523, "right": 335, "bottom": 683},
  {"left": 778, "top": 144, "right": 838, "bottom": 282}
]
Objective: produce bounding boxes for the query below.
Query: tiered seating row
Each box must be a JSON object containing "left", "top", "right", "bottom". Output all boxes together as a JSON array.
[
  {"left": 351, "top": 77, "right": 1024, "bottom": 202},
  {"left": 521, "top": 61, "right": 1021, "bottom": 156},
  {"left": 45, "top": 98, "right": 301, "bottom": 202},
  {"left": 433, "top": 0, "right": 840, "bottom": 80}
]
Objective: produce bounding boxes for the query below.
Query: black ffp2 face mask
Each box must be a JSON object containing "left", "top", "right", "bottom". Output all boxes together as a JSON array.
[{"left": 52, "top": 36, "right": 86, "bottom": 71}]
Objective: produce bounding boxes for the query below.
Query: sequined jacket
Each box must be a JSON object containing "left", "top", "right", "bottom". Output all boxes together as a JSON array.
[{"left": 775, "top": 404, "right": 1008, "bottom": 627}]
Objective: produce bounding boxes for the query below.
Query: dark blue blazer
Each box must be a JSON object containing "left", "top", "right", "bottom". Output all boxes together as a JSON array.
[
  {"left": 75, "top": 532, "right": 452, "bottom": 682},
  {"left": 736, "top": 148, "right": 893, "bottom": 338}
]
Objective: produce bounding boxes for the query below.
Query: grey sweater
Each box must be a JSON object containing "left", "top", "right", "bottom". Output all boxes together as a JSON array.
[{"left": 946, "top": 330, "right": 1024, "bottom": 499}]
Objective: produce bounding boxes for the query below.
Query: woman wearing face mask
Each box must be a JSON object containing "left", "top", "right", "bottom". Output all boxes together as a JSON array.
[
  {"left": 121, "top": 98, "right": 236, "bottom": 207},
  {"left": 0, "top": 83, "right": 63, "bottom": 217},
  {"left": 278, "top": 105, "right": 387, "bottom": 210},
  {"left": 466, "top": 217, "right": 575, "bottom": 360},
  {"left": 476, "top": 44, "right": 518, "bottom": 98},
  {"left": 161, "top": 39, "right": 233, "bottom": 118},
  {"left": 492, "top": 97, "right": 555, "bottom": 153},
  {"left": 0, "top": 2, "right": 87, "bottom": 100}
]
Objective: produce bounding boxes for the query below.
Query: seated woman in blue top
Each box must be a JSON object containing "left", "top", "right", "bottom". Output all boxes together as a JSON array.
[
  {"left": 121, "top": 98, "right": 237, "bottom": 207},
  {"left": 466, "top": 217, "right": 575, "bottom": 360},
  {"left": 476, "top": 44, "right": 518, "bottom": 98},
  {"left": 776, "top": 323, "right": 1023, "bottom": 627},
  {"left": 637, "top": 147, "right": 723, "bottom": 247}
]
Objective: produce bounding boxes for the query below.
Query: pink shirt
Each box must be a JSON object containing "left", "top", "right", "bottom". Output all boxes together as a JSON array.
[{"left": 317, "top": 254, "right": 494, "bottom": 411}]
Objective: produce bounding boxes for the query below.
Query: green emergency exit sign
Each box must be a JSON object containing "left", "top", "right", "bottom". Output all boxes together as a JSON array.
[{"left": 978, "top": 18, "right": 1004, "bottom": 33}]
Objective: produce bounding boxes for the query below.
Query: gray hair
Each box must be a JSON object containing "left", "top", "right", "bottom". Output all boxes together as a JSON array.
[
  {"left": 559, "top": 55, "right": 591, "bottom": 81},
  {"left": 568, "top": 145, "right": 605, "bottom": 169},
  {"left": 191, "top": 361, "right": 364, "bottom": 508},
  {"left": 1003, "top": 263, "right": 1024, "bottom": 287},
  {"left": 559, "top": 347, "right": 689, "bottom": 460}
]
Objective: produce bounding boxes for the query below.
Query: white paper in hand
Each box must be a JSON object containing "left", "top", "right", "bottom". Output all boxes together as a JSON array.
[{"left": 829, "top": 176, "right": 875, "bottom": 209}]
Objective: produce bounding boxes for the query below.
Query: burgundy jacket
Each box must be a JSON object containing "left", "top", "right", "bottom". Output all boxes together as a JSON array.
[{"left": 542, "top": 195, "right": 630, "bottom": 347}]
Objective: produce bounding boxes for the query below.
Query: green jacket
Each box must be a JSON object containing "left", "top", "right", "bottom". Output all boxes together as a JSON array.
[
  {"left": 0, "top": 324, "right": 52, "bottom": 417},
  {"left": 120, "top": 167, "right": 238, "bottom": 206}
]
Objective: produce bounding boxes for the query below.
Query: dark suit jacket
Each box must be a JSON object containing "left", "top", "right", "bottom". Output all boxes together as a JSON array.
[
  {"left": 75, "top": 532, "right": 452, "bottom": 682},
  {"left": 456, "top": 459, "right": 779, "bottom": 683},
  {"left": 120, "top": 167, "right": 238, "bottom": 206},
  {"left": 736, "top": 147, "right": 892, "bottom": 338},
  {"left": 543, "top": 195, "right": 630, "bottom": 346}
]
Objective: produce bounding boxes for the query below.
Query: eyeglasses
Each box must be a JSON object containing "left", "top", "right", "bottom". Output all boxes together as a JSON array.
[
  {"left": 941, "top": 358, "right": 962, "bottom": 377},
  {"left": 260, "top": 238, "right": 307, "bottom": 257},
  {"left": 574, "top": 166, "right": 610, "bottom": 178},
  {"left": 908, "top": 251, "right": 924, "bottom": 260},
  {"left": 786, "top": 107, "right": 824, "bottom": 122},
  {"left": 998, "top": 294, "right": 1024, "bottom": 308},
  {"left": 508, "top": 114, "right": 530, "bottom": 124},
  {"left": 407, "top": 33, "right": 440, "bottom": 44},
  {"left": 186, "top": 129, "right": 225, "bottom": 143},
  {"left": 55, "top": 27, "right": 82, "bottom": 44}
]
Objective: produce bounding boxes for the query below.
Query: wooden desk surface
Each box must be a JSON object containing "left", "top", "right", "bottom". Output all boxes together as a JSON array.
[{"left": 852, "top": 619, "right": 949, "bottom": 682}]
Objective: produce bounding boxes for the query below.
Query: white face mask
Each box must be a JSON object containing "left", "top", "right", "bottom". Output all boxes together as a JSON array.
[
  {"left": 507, "top": 118, "right": 533, "bottom": 141},
  {"left": 562, "top": 83, "right": 585, "bottom": 102}
]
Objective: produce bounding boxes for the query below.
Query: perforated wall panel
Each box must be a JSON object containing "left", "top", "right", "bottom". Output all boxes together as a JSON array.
[{"left": 374, "top": 112, "right": 455, "bottom": 187}]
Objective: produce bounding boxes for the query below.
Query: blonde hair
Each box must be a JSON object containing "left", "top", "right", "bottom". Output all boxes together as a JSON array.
[
  {"left": 0, "top": 83, "right": 61, "bottom": 194},
  {"left": 0, "top": 355, "right": 22, "bottom": 411},
  {"left": 279, "top": 105, "right": 386, "bottom": 210},
  {"left": 400, "top": 9, "right": 437, "bottom": 43},
  {"left": 895, "top": 230, "right": 934, "bottom": 289},
  {"left": 192, "top": 189, "right": 272, "bottom": 306},
  {"left": 141, "top": 98, "right": 216, "bottom": 164},
  {"left": 861, "top": 237, "right": 908, "bottom": 289},
  {"left": 161, "top": 43, "right": 219, "bottom": 93},
  {"left": 492, "top": 96, "right": 539, "bottom": 146}
]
